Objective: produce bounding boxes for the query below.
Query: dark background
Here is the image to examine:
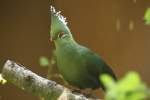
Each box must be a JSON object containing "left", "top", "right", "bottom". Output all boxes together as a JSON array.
[{"left": 0, "top": 0, "right": 150, "bottom": 100}]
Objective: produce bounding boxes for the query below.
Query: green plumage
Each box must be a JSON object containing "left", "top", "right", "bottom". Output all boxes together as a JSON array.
[{"left": 50, "top": 6, "right": 116, "bottom": 90}]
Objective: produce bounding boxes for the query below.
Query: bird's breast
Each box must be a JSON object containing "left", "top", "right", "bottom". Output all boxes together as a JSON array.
[
  {"left": 56, "top": 46, "right": 82, "bottom": 75},
  {"left": 55, "top": 45, "right": 88, "bottom": 84}
]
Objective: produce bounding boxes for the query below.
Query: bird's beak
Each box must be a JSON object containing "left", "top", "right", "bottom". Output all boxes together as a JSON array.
[
  {"left": 49, "top": 36, "right": 53, "bottom": 42},
  {"left": 49, "top": 35, "right": 57, "bottom": 43}
]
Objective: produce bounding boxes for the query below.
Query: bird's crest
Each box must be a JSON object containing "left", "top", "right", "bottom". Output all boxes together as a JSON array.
[
  {"left": 50, "top": 6, "right": 71, "bottom": 38},
  {"left": 50, "top": 6, "right": 68, "bottom": 26}
]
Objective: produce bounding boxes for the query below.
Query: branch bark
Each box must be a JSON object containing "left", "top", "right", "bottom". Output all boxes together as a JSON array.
[{"left": 1, "top": 60, "right": 99, "bottom": 100}]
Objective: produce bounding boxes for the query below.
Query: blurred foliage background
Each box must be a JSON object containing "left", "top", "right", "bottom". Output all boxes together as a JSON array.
[{"left": 0, "top": 0, "right": 150, "bottom": 100}]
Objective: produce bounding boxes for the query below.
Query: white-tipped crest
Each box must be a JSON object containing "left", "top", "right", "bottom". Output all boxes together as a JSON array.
[{"left": 50, "top": 6, "right": 68, "bottom": 25}]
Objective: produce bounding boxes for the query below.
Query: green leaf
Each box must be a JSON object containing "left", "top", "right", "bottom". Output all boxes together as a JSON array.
[
  {"left": 144, "top": 7, "right": 150, "bottom": 25},
  {"left": 100, "top": 74, "right": 115, "bottom": 89},
  {"left": 0, "top": 74, "right": 7, "bottom": 84},
  {"left": 39, "top": 56, "right": 49, "bottom": 67},
  {"left": 118, "top": 72, "right": 140, "bottom": 92},
  {"left": 101, "top": 71, "right": 150, "bottom": 100}
]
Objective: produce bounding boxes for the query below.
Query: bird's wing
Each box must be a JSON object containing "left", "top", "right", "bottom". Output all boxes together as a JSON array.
[{"left": 80, "top": 47, "right": 116, "bottom": 80}]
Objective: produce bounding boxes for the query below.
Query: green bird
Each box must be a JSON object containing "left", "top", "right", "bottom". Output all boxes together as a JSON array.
[{"left": 50, "top": 6, "right": 116, "bottom": 90}]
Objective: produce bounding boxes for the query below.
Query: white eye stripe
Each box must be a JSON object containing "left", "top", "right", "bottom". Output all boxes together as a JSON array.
[
  {"left": 58, "top": 33, "right": 67, "bottom": 39},
  {"left": 58, "top": 34, "right": 61, "bottom": 38},
  {"left": 58, "top": 32, "right": 63, "bottom": 38},
  {"left": 61, "top": 34, "right": 68, "bottom": 38}
]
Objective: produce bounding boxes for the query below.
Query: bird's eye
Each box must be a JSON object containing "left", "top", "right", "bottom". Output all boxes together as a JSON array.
[{"left": 58, "top": 32, "right": 64, "bottom": 38}]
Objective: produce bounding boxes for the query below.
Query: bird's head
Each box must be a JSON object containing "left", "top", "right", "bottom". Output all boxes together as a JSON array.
[{"left": 50, "top": 6, "right": 72, "bottom": 42}]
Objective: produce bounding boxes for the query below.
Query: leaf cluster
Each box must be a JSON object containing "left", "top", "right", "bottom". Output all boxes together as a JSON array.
[{"left": 101, "top": 72, "right": 150, "bottom": 100}]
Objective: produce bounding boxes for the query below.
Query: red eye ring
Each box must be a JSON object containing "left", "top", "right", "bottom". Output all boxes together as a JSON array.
[{"left": 58, "top": 32, "right": 64, "bottom": 38}]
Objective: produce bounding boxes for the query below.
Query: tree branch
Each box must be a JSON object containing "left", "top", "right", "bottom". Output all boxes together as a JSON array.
[{"left": 1, "top": 60, "right": 99, "bottom": 100}]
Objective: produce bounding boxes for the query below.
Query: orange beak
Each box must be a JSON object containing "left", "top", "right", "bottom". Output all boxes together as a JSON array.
[{"left": 49, "top": 37, "right": 53, "bottom": 42}]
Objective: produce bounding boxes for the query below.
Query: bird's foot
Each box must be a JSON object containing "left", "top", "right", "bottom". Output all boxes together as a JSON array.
[
  {"left": 71, "top": 88, "right": 98, "bottom": 99},
  {"left": 71, "top": 88, "right": 82, "bottom": 94}
]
